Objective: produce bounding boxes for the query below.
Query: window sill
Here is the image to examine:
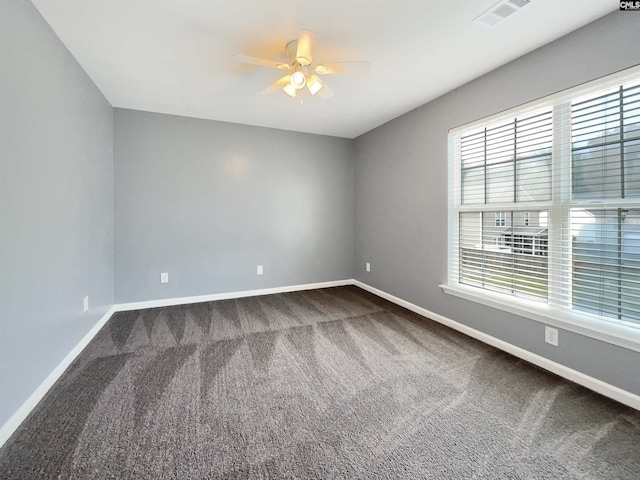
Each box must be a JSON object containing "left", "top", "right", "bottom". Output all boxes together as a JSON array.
[{"left": 440, "top": 283, "right": 640, "bottom": 353}]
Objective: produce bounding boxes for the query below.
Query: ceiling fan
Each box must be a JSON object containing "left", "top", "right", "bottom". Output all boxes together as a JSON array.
[{"left": 234, "top": 30, "right": 369, "bottom": 99}]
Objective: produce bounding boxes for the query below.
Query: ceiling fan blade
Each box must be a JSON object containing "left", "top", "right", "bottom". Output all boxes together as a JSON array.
[
  {"left": 317, "top": 83, "right": 335, "bottom": 99},
  {"left": 233, "top": 54, "right": 290, "bottom": 70},
  {"left": 296, "top": 30, "right": 317, "bottom": 66},
  {"left": 314, "top": 61, "right": 370, "bottom": 75},
  {"left": 261, "top": 75, "right": 290, "bottom": 95}
]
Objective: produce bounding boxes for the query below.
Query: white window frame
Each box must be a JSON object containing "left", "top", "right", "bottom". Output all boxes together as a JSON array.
[{"left": 442, "top": 66, "right": 640, "bottom": 353}]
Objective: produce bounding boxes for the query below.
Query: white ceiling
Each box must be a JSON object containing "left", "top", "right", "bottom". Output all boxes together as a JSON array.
[{"left": 32, "top": 0, "right": 616, "bottom": 139}]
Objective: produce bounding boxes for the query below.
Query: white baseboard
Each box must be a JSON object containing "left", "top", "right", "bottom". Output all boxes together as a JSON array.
[
  {"left": 353, "top": 280, "right": 640, "bottom": 411},
  {"left": 114, "top": 279, "right": 353, "bottom": 312},
  {"left": 0, "top": 305, "right": 117, "bottom": 447}
]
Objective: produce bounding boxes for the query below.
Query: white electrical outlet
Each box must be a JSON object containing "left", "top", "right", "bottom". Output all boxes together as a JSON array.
[
  {"left": 366, "top": 262, "right": 371, "bottom": 272},
  {"left": 257, "top": 265, "right": 264, "bottom": 275},
  {"left": 545, "top": 326, "right": 558, "bottom": 346},
  {"left": 83, "top": 296, "right": 89, "bottom": 313},
  {"left": 160, "top": 272, "right": 169, "bottom": 284}
]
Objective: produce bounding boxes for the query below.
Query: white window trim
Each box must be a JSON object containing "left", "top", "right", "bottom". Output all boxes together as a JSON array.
[{"left": 444, "top": 65, "right": 640, "bottom": 352}]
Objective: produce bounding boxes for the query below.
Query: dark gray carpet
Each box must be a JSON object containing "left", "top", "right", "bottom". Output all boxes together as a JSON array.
[{"left": 1, "top": 286, "right": 639, "bottom": 479}]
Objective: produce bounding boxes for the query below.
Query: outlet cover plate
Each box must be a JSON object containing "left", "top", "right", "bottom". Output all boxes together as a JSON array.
[{"left": 545, "top": 326, "right": 558, "bottom": 346}]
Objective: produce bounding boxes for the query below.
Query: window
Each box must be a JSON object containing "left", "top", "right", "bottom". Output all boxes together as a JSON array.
[
  {"left": 447, "top": 68, "right": 640, "bottom": 345},
  {"left": 456, "top": 109, "right": 552, "bottom": 301}
]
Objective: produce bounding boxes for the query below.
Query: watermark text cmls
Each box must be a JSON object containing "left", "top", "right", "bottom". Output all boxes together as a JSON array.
[{"left": 620, "top": 1, "right": 640, "bottom": 10}]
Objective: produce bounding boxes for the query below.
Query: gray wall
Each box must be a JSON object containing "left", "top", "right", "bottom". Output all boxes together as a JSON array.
[
  {"left": 0, "top": 0, "right": 114, "bottom": 427},
  {"left": 354, "top": 11, "right": 640, "bottom": 395},
  {"left": 114, "top": 109, "right": 354, "bottom": 303}
]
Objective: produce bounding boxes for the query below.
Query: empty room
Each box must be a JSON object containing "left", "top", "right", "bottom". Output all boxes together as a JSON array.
[{"left": 2, "top": 0, "right": 640, "bottom": 478}]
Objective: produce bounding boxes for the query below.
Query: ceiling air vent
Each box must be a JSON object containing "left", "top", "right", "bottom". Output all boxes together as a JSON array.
[{"left": 473, "top": 0, "right": 532, "bottom": 28}]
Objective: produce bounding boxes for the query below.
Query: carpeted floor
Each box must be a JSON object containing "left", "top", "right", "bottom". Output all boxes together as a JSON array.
[{"left": 1, "top": 286, "right": 639, "bottom": 479}]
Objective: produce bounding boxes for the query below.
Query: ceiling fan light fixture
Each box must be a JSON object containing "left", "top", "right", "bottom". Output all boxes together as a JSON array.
[
  {"left": 238, "top": 29, "right": 369, "bottom": 101},
  {"left": 283, "top": 83, "right": 297, "bottom": 97},
  {"left": 290, "top": 70, "right": 306, "bottom": 89},
  {"left": 307, "top": 75, "right": 324, "bottom": 95}
]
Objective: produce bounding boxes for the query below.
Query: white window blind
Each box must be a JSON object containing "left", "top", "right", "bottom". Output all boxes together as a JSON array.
[
  {"left": 570, "top": 83, "right": 640, "bottom": 323},
  {"left": 456, "top": 109, "right": 552, "bottom": 302},
  {"left": 448, "top": 68, "right": 640, "bottom": 340}
]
